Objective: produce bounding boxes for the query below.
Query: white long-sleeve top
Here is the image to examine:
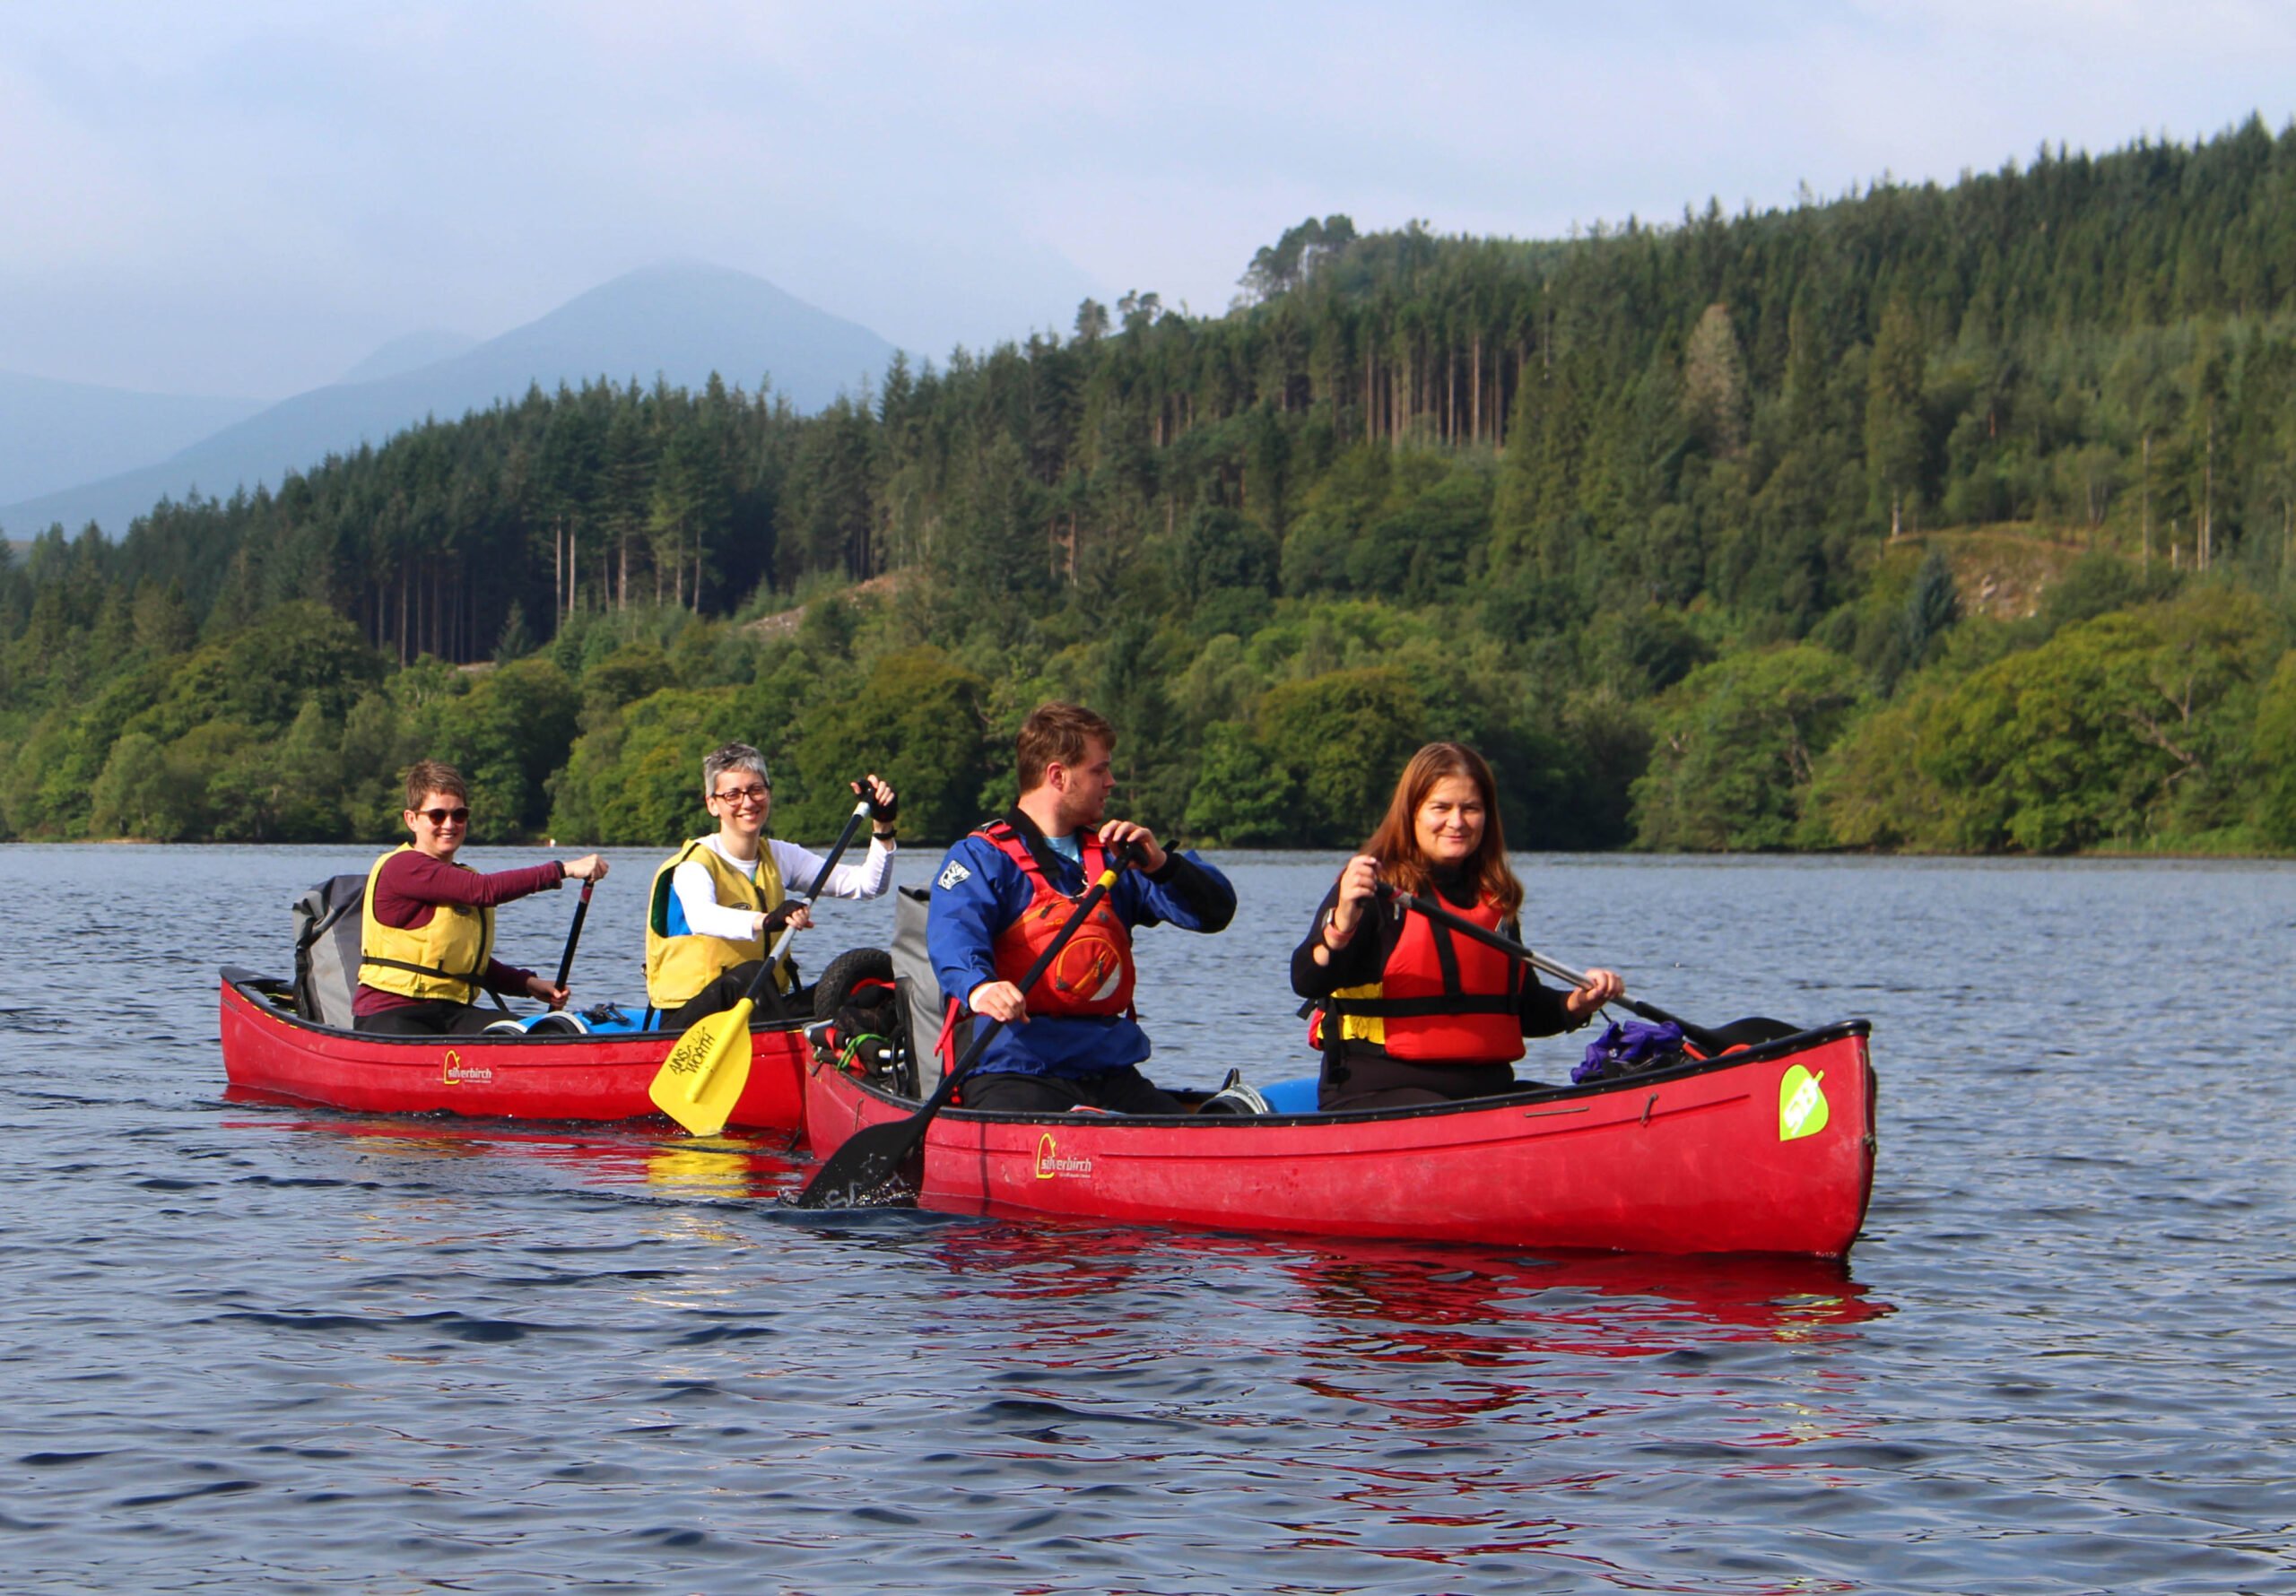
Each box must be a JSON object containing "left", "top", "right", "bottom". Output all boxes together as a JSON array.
[{"left": 670, "top": 833, "right": 895, "bottom": 940}]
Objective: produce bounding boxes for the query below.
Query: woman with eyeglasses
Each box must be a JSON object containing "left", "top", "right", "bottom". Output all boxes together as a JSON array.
[
  {"left": 642, "top": 742, "right": 898, "bottom": 1028},
  {"left": 353, "top": 759, "right": 611, "bottom": 1035}
]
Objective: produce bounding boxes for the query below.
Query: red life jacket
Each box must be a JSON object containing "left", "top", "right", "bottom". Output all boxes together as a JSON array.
[
  {"left": 1326, "top": 894, "right": 1524, "bottom": 1063},
  {"left": 978, "top": 820, "right": 1136, "bottom": 1019}
]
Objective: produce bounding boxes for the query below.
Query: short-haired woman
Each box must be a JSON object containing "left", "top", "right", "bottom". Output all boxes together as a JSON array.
[
  {"left": 1291, "top": 742, "right": 1623, "bottom": 1111},
  {"left": 355, "top": 759, "right": 610, "bottom": 1035},
  {"left": 643, "top": 743, "right": 898, "bottom": 1028}
]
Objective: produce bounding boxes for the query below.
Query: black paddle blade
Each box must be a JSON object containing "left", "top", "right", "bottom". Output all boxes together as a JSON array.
[
  {"left": 791, "top": 1120, "right": 925, "bottom": 1209},
  {"left": 1704, "top": 1016, "right": 1805, "bottom": 1047}
]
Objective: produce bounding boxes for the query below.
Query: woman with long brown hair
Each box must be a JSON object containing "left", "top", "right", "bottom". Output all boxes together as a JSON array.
[{"left": 1290, "top": 742, "right": 1622, "bottom": 1110}]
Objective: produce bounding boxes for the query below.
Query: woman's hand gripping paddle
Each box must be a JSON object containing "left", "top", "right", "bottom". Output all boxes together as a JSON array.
[
  {"left": 1382, "top": 887, "right": 1791, "bottom": 1056},
  {"left": 649, "top": 795, "right": 874, "bottom": 1135},
  {"left": 794, "top": 849, "right": 1132, "bottom": 1209}
]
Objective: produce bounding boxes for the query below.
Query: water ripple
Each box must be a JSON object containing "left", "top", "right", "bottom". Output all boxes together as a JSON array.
[{"left": 2, "top": 846, "right": 2292, "bottom": 1593}]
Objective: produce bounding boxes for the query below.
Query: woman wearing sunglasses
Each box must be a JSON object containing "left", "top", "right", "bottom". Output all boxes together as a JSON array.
[
  {"left": 352, "top": 759, "right": 611, "bottom": 1035},
  {"left": 643, "top": 742, "right": 898, "bottom": 1028}
]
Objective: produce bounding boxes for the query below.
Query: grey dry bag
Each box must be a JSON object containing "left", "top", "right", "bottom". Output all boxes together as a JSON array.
[
  {"left": 291, "top": 874, "right": 369, "bottom": 1029},
  {"left": 889, "top": 884, "right": 966, "bottom": 1084}
]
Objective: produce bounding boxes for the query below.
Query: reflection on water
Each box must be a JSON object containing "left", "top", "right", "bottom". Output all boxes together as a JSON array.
[
  {"left": 250, "top": 1106, "right": 1889, "bottom": 1339},
  {"left": 641, "top": 1141, "right": 772, "bottom": 1198},
  {"left": 6, "top": 846, "right": 2295, "bottom": 1593}
]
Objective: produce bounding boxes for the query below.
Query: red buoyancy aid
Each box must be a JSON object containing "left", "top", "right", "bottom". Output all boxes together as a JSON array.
[
  {"left": 1329, "top": 895, "right": 1525, "bottom": 1063},
  {"left": 978, "top": 820, "right": 1136, "bottom": 1019}
]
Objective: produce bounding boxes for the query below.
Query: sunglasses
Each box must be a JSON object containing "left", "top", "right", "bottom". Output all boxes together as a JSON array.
[
  {"left": 416, "top": 807, "right": 471, "bottom": 826},
  {"left": 712, "top": 785, "right": 770, "bottom": 805}
]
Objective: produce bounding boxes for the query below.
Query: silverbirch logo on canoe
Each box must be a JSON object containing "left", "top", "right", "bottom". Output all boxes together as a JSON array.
[
  {"left": 1778, "top": 1064, "right": 1829, "bottom": 1141},
  {"left": 1033, "top": 1132, "right": 1093, "bottom": 1179},
  {"left": 441, "top": 1049, "right": 493, "bottom": 1086}
]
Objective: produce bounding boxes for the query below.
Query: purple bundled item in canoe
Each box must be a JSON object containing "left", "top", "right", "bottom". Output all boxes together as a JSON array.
[{"left": 1574, "top": 1019, "right": 1687, "bottom": 1084}]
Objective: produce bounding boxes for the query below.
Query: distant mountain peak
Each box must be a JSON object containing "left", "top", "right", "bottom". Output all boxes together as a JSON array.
[
  {"left": 0, "top": 369, "right": 264, "bottom": 510},
  {"left": 3, "top": 264, "right": 900, "bottom": 536},
  {"left": 336, "top": 330, "right": 481, "bottom": 386}
]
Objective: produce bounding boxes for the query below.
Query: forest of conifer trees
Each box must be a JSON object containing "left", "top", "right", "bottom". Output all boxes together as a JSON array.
[{"left": 6, "top": 119, "right": 2296, "bottom": 854}]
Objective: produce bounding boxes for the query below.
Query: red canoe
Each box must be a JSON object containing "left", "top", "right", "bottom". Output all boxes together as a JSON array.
[
  {"left": 218, "top": 967, "right": 810, "bottom": 1130},
  {"left": 802, "top": 1021, "right": 1878, "bottom": 1257}
]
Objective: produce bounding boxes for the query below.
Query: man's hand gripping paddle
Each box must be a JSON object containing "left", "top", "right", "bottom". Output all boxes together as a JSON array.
[{"left": 793, "top": 847, "right": 1133, "bottom": 1209}]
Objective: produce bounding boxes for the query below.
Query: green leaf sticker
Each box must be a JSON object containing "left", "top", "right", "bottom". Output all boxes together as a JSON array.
[{"left": 1779, "top": 1065, "right": 1829, "bottom": 1141}]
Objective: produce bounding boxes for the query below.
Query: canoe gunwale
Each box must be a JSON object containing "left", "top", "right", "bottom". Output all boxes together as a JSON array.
[
  {"left": 799, "top": 1020, "right": 1879, "bottom": 1256},
  {"left": 218, "top": 967, "right": 813, "bottom": 1129},
  {"left": 823, "top": 1017, "right": 1874, "bottom": 1130},
  {"left": 219, "top": 966, "right": 816, "bottom": 1045}
]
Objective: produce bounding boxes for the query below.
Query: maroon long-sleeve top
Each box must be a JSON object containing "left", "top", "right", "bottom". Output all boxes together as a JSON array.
[{"left": 352, "top": 850, "right": 567, "bottom": 1018}]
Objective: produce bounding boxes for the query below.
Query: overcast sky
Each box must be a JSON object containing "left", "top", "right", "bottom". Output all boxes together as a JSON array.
[{"left": 4, "top": 0, "right": 2294, "bottom": 401}]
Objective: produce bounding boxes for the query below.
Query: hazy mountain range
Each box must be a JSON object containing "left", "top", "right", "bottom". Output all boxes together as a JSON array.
[
  {"left": 0, "top": 375, "right": 265, "bottom": 510},
  {"left": 334, "top": 330, "right": 483, "bottom": 386},
  {"left": 2, "top": 262, "right": 900, "bottom": 539}
]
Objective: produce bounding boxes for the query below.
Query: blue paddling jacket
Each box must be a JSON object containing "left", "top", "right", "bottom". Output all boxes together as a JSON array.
[{"left": 926, "top": 811, "right": 1236, "bottom": 1080}]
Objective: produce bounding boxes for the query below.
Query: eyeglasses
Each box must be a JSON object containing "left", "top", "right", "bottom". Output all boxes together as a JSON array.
[
  {"left": 417, "top": 807, "right": 471, "bottom": 826},
  {"left": 711, "top": 785, "right": 770, "bottom": 806}
]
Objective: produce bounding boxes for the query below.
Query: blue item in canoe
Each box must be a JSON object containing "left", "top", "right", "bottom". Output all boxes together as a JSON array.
[
  {"left": 1257, "top": 1076, "right": 1320, "bottom": 1115},
  {"left": 488, "top": 1003, "right": 649, "bottom": 1037},
  {"left": 578, "top": 1003, "right": 648, "bottom": 1035}
]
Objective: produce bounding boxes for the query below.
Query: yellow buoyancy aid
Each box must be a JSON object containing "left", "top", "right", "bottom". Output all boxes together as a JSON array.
[
  {"left": 644, "top": 837, "right": 794, "bottom": 1008},
  {"left": 359, "top": 846, "right": 495, "bottom": 1005}
]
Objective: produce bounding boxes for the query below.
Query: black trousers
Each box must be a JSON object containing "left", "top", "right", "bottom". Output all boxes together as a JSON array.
[
  {"left": 354, "top": 1000, "right": 498, "bottom": 1037},
  {"left": 958, "top": 1066, "right": 1183, "bottom": 1116},
  {"left": 1318, "top": 1048, "right": 1520, "bottom": 1111},
  {"left": 660, "top": 961, "right": 807, "bottom": 1032}
]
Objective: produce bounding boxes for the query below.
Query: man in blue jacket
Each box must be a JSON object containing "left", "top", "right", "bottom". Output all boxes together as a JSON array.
[{"left": 926, "top": 701, "right": 1237, "bottom": 1114}]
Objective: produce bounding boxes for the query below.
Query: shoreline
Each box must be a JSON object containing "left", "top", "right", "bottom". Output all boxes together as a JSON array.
[{"left": 20, "top": 837, "right": 2296, "bottom": 863}]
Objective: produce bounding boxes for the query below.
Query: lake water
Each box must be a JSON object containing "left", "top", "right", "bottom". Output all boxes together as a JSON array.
[{"left": 2, "top": 844, "right": 2291, "bottom": 1593}]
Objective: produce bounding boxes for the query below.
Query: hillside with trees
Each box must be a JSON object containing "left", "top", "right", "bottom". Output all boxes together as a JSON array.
[{"left": 5, "top": 118, "right": 2296, "bottom": 854}]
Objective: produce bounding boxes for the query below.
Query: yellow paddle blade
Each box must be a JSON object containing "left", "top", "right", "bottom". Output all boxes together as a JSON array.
[{"left": 648, "top": 999, "right": 755, "bottom": 1136}]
